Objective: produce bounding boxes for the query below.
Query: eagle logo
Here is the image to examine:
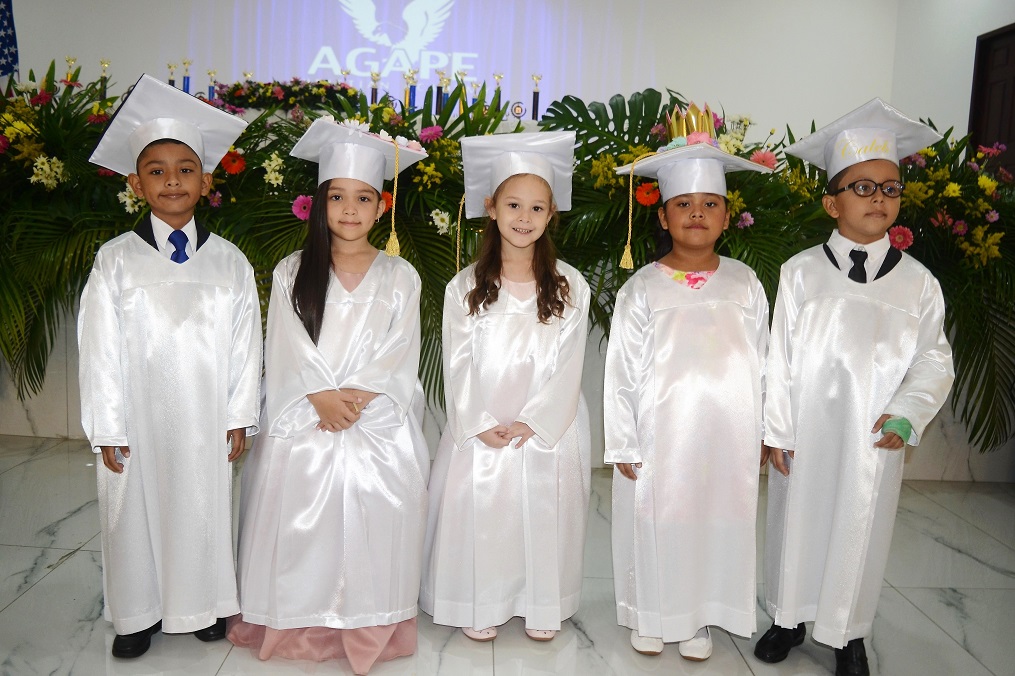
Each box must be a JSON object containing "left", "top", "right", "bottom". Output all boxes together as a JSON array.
[{"left": 338, "top": 0, "right": 455, "bottom": 62}]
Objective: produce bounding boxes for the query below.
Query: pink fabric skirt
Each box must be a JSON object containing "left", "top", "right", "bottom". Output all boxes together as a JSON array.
[{"left": 227, "top": 615, "right": 417, "bottom": 675}]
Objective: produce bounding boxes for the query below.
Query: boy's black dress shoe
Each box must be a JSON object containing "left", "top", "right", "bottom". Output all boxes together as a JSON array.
[
  {"left": 111, "top": 620, "right": 162, "bottom": 658},
  {"left": 193, "top": 617, "right": 227, "bottom": 642},
  {"left": 835, "top": 639, "right": 870, "bottom": 676},
  {"left": 753, "top": 622, "right": 806, "bottom": 663}
]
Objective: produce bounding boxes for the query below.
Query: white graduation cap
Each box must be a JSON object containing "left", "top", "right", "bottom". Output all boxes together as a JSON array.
[
  {"left": 616, "top": 142, "right": 772, "bottom": 203},
  {"left": 89, "top": 74, "right": 248, "bottom": 176},
  {"left": 783, "top": 97, "right": 942, "bottom": 180},
  {"left": 289, "top": 117, "right": 427, "bottom": 191},
  {"left": 461, "top": 131, "right": 575, "bottom": 218}
]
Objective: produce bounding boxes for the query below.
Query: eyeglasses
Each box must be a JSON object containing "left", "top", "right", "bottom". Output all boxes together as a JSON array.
[{"left": 828, "top": 179, "right": 905, "bottom": 199}]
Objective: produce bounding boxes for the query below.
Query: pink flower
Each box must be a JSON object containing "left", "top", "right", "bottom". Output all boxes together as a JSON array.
[
  {"left": 272, "top": 86, "right": 285, "bottom": 100},
  {"left": 929, "top": 210, "right": 953, "bottom": 228},
  {"left": 405, "top": 140, "right": 423, "bottom": 151},
  {"left": 966, "top": 161, "right": 979, "bottom": 172},
  {"left": 901, "top": 153, "right": 926, "bottom": 168},
  {"left": 686, "top": 131, "right": 712, "bottom": 146},
  {"left": 952, "top": 220, "right": 968, "bottom": 236},
  {"left": 712, "top": 111, "right": 723, "bottom": 130},
  {"left": 290, "top": 105, "right": 305, "bottom": 123},
  {"left": 986, "top": 210, "right": 999, "bottom": 223},
  {"left": 888, "top": 225, "right": 914, "bottom": 250},
  {"left": 749, "top": 149, "right": 777, "bottom": 170},
  {"left": 999, "top": 167, "right": 1014, "bottom": 184},
  {"left": 649, "top": 123, "right": 667, "bottom": 142},
  {"left": 978, "top": 143, "right": 1005, "bottom": 158},
  {"left": 208, "top": 191, "right": 223, "bottom": 208},
  {"left": 96, "top": 167, "right": 116, "bottom": 177},
  {"left": 87, "top": 113, "right": 109, "bottom": 125},
  {"left": 30, "top": 90, "right": 52, "bottom": 106},
  {"left": 59, "top": 78, "right": 82, "bottom": 88},
  {"left": 736, "top": 212, "right": 754, "bottom": 228},
  {"left": 0, "top": 134, "right": 8, "bottom": 154},
  {"left": 389, "top": 113, "right": 403, "bottom": 126},
  {"left": 419, "top": 125, "right": 443, "bottom": 143},
  {"left": 292, "top": 195, "right": 313, "bottom": 221}
]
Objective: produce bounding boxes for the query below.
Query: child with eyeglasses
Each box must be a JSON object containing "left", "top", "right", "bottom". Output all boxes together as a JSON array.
[{"left": 756, "top": 99, "right": 954, "bottom": 676}]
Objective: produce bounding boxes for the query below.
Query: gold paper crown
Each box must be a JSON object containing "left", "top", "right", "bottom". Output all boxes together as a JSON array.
[{"left": 667, "top": 103, "right": 717, "bottom": 140}]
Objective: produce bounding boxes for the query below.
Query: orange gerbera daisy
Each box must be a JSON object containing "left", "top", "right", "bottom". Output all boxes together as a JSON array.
[
  {"left": 221, "top": 150, "right": 246, "bottom": 175},
  {"left": 635, "top": 182, "right": 660, "bottom": 207}
]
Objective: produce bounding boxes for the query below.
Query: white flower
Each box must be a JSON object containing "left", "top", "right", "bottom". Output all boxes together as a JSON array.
[
  {"left": 261, "top": 151, "right": 284, "bottom": 173},
  {"left": 377, "top": 129, "right": 392, "bottom": 140},
  {"left": 430, "top": 209, "right": 451, "bottom": 235},
  {"left": 395, "top": 135, "right": 409, "bottom": 147},
  {"left": 340, "top": 119, "right": 369, "bottom": 132},
  {"left": 29, "top": 155, "right": 68, "bottom": 190},
  {"left": 319, "top": 114, "right": 336, "bottom": 123},
  {"left": 116, "top": 181, "right": 145, "bottom": 214},
  {"left": 264, "top": 170, "right": 284, "bottom": 187}
]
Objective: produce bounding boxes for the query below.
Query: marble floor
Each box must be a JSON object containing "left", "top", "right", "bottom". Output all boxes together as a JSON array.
[{"left": 1, "top": 436, "right": 1013, "bottom": 675}]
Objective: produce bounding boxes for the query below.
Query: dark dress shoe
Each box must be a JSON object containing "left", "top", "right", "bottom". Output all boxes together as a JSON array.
[
  {"left": 835, "top": 638, "right": 870, "bottom": 676},
  {"left": 111, "top": 620, "right": 162, "bottom": 658},
  {"left": 754, "top": 622, "right": 806, "bottom": 663},
  {"left": 193, "top": 617, "right": 227, "bottom": 642}
]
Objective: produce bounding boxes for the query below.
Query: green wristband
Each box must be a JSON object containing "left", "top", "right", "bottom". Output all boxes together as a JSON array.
[{"left": 881, "top": 417, "right": 912, "bottom": 441}]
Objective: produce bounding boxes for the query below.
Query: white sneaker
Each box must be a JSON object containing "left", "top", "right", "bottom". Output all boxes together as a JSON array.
[
  {"left": 678, "top": 626, "right": 712, "bottom": 661},
  {"left": 630, "top": 629, "right": 663, "bottom": 655}
]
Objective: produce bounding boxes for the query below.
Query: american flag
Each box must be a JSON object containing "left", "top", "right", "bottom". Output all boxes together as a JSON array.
[{"left": 0, "top": 0, "right": 17, "bottom": 78}]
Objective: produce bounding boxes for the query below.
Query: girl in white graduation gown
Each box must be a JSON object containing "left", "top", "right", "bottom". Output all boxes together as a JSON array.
[
  {"left": 420, "top": 132, "right": 592, "bottom": 642},
  {"left": 607, "top": 137, "right": 772, "bottom": 661},
  {"left": 229, "top": 119, "right": 429, "bottom": 675}
]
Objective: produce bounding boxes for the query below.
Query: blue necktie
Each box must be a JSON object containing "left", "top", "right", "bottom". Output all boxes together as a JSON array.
[
  {"left": 168, "top": 229, "right": 189, "bottom": 264},
  {"left": 848, "top": 249, "right": 867, "bottom": 283}
]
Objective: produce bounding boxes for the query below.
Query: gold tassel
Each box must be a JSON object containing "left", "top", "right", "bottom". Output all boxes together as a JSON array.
[
  {"left": 455, "top": 194, "right": 466, "bottom": 272},
  {"left": 620, "top": 243, "right": 634, "bottom": 270},
  {"left": 385, "top": 141, "right": 401, "bottom": 257},
  {"left": 385, "top": 230, "right": 400, "bottom": 257}
]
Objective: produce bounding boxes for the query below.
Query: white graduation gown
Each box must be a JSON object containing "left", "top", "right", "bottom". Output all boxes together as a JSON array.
[
  {"left": 78, "top": 227, "right": 262, "bottom": 635},
  {"left": 236, "top": 251, "right": 430, "bottom": 630},
  {"left": 763, "top": 244, "right": 954, "bottom": 648},
  {"left": 605, "top": 259, "right": 768, "bottom": 642},
  {"left": 420, "top": 262, "right": 592, "bottom": 631}
]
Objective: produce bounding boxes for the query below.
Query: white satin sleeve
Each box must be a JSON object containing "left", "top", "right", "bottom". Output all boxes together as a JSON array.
[
  {"left": 763, "top": 262, "right": 800, "bottom": 452},
  {"left": 340, "top": 268, "right": 422, "bottom": 421},
  {"left": 748, "top": 273, "right": 771, "bottom": 439},
  {"left": 264, "top": 259, "right": 339, "bottom": 438},
  {"left": 603, "top": 276, "right": 648, "bottom": 464},
  {"left": 443, "top": 278, "right": 500, "bottom": 446},
  {"left": 516, "top": 274, "right": 590, "bottom": 447},
  {"left": 77, "top": 247, "right": 127, "bottom": 452},
  {"left": 884, "top": 274, "right": 954, "bottom": 444},
  {"left": 227, "top": 257, "right": 263, "bottom": 434}
]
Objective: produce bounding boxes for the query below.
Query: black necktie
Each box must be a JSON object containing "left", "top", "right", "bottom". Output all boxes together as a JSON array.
[{"left": 848, "top": 249, "right": 868, "bottom": 283}]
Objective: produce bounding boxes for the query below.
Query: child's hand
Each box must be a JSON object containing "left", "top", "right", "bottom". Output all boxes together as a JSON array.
[
  {"left": 340, "top": 388, "right": 379, "bottom": 411},
  {"left": 769, "top": 448, "right": 794, "bottom": 476},
  {"left": 616, "top": 462, "right": 641, "bottom": 481},
  {"left": 308, "top": 390, "right": 361, "bottom": 432},
  {"left": 504, "top": 421, "right": 535, "bottom": 449},
  {"left": 872, "top": 413, "right": 906, "bottom": 450},
  {"left": 226, "top": 428, "right": 247, "bottom": 462},
  {"left": 477, "top": 426, "right": 511, "bottom": 448},
  {"left": 99, "top": 445, "right": 129, "bottom": 474},
  {"left": 760, "top": 444, "right": 772, "bottom": 469}
]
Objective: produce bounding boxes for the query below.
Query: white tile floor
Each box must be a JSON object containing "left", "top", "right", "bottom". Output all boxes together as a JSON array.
[{"left": 1, "top": 435, "right": 1013, "bottom": 675}]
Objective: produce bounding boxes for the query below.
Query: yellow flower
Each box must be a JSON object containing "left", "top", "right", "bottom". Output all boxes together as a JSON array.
[
  {"left": 380, "top": 107, "right": 397, "bottom": 123},
  {"left": 590, "top": 154, "right": 621, "bottom": 191},
  {"left": 901, "top": 181, "right": 933, "bottom": 209},
  {"left": 784, "top": 166, "right": 818, "bottom": 199},
  {"left": 618, "top": 145, "right": 653, "bottom": 165},
  {"left": 976, "top": 198, "right": 991, "bottom": 215},
  {"left": 726, "top": 190, "right": 746, "bottom": 217},
  {"left": 959, "top": 225, "right": 1004, "bottom": 267},
  {"left": 926, "top": 166, "right": 949, "bottom": 184},
  {"left": 412, "top": 161, "right": 443, "bottom": 190},
  {"left": 4, "top": 119, "right": 35, "bottom": 141},
  {"left": 978, "top": 175, "right": 998, "bottom": 196},
  {"left": 942, "top": 182, "right": 961, "bottom": 198},
  {"left": 918, "top": 147, "right": 937, "bottom": 158}
]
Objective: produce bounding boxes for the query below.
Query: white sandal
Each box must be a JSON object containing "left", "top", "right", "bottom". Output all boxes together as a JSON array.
[
  {"left": 630, "top": 629, "right": 663, "bottom": 655},
  {"left": 525, "top": 628, "right": 556, "bottom": 641}
]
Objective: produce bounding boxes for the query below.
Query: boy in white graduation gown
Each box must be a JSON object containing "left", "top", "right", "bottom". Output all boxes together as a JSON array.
[
  {"left": 757, "top": 99, "right": 955, "bottom": 676},
  {"left": 79, "top": 75, "right": 261, "bottom": 658},
  {"left": 607, "top": 118, "right": 772, "bottom": 660}
]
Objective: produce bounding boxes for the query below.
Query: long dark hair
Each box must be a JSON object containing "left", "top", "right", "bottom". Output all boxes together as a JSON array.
[
  {"left": 290, "top": 180, "right": 344, "bottom": 344},
  {"left": 465, "top": 177, "right": 571, "bottom": 323}
]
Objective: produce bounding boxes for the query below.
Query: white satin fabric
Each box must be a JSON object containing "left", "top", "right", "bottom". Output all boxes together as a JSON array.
[
  {"left": 605, "top": 259, "right": 768, "bottom": 642},
  {"left": 78, "top": 231, "right": 262, "bottom": 634},
  {"left": 763, "top": 244, "right": 954, "bottom": 647},
  {"left": 420, "top": 262, "right": 592, "bottom": 631},
  {"left": 236, "top": 252, "right": 430, "bottom": 630}
]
